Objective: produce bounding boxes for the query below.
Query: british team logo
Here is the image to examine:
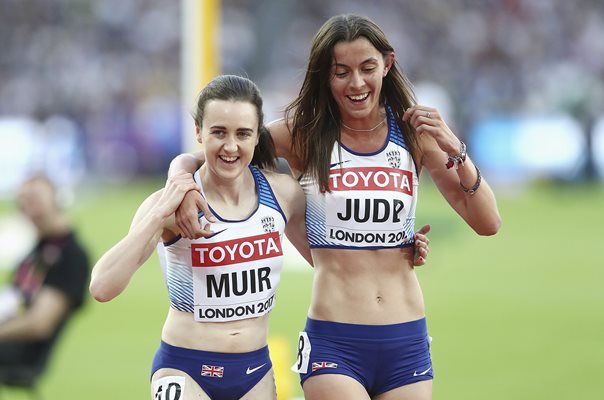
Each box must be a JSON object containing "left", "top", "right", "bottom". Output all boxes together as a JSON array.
[
  {"left": 311, "top": 361, "right": 338, "bottom": 372},
  {"left": 261, "top": 216, "right": 275, "bottom": 233},
  {"left": 201, "top": 364, "right": 224, "bottom": 378},
  {"left": 386, "top": 150, "right": 401, "bottom": 169}
]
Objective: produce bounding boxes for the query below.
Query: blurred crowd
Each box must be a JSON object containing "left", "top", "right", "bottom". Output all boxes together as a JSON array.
[
  {"left": 226, "top": 0, "right": 604, "bottom": 136},
  {"left": 1, "top": 0, "right": 603, "bottom": 192},
  {"left": 0, "top": 0, "right": 181, "bottom": 187}
]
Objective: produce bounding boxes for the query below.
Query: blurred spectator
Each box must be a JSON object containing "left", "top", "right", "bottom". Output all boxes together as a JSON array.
[{"left": 0, "top": 174, "right": 89, "bottom": 384}]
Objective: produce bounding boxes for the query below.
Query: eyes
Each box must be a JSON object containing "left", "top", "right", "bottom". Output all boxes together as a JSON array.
[
  {"left": 209, "top": 128, "right": 255, "bottom": 139},
  {"left": 333, "top": 66, "right": 377, "bottom": 79}
]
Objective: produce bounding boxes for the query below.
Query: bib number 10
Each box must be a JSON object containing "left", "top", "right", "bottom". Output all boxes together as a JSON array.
[{"left": 153, "top": 376, "right": 184, "bottom": 400}]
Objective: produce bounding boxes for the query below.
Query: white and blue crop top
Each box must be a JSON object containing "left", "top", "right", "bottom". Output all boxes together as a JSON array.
[
  {"left": 299, "top": 106, "right": 418, "bottom": 249},
  {"left": 162, "top": 166, "right": 286, "bottom": 322}
]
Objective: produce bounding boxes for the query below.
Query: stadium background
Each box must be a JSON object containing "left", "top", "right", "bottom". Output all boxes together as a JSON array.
[{"left": 1, "top": 0, "right": 603, "bottom": 398}]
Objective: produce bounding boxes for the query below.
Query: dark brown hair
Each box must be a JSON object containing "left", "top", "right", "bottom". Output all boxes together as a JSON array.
[
  {"left": 194, "top": 75, "right": 276, "bottom": 169},
  {"left": 285, "top": 14, "right": 418, "bottom": 191}
]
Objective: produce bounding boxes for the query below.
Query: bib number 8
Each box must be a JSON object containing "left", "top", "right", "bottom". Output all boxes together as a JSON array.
[{"left": 290, "top": 332, "right": 311, "bottom": 374}]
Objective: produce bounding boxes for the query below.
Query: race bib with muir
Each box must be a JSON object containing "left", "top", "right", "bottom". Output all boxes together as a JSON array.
[
  {"left": 191, "top": 231, "right": 283, "bottom": 322},
  {"left": 162, "top": 166, "right": 287, "bottom": 320}
]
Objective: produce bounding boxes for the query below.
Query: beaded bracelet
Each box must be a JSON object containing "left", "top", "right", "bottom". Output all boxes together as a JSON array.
[
  {"left": 445, "top": 141, "right": 467, "bottom": 169},
  {"left": 460, "top": 165, "right": 481, "bottom": 195}
]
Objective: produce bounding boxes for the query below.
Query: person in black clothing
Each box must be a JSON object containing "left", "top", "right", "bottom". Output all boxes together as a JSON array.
[{"left": 0, "top": 174, "right": 89, "bottom": 377}]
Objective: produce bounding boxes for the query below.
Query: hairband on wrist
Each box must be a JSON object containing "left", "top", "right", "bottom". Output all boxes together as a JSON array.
[{"left": 446, "top": 141, "right": 467, "bottom": 169}]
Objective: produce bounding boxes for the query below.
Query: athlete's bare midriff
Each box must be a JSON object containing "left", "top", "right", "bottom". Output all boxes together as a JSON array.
[
  {"left": 161, "top": 309, "right": 270, "bottom": 353},
  {"left": 308, "top": 246, "right": 425, "bottom": 325}
]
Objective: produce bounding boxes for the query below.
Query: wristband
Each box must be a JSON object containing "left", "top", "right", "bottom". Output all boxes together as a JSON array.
[
  {"left": 446, "top": 141, "right": 467, "bottom": 169},
  {"left": 460, "top": 165, "right": 481, "bottom": 195}
]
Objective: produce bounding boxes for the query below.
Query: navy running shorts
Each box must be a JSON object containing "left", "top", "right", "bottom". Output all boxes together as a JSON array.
[
  {"left": 292, "top": 317, "right": 433, "bottom": 396},
  {"left": 151, "top": 341, "right": 272, "bottom": 400}
]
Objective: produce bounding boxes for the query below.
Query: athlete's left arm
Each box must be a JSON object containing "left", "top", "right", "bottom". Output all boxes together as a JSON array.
[
  {"left": 423, "top": 142, "right": 500, "bottom": 235},
  {"left": 405, "top": 106, "right": 501, "bottom": 235},
  {"left": 413, "top": 224, "right": 431, "bottom": 266}
]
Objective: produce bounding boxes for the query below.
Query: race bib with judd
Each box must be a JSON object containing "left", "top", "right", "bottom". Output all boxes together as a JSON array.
[
  {"left": 324, "top": 166, "right": 415, "bottom": 247},
  {"left": 302, "top": 110, "right": 419, "bottom": 250}
]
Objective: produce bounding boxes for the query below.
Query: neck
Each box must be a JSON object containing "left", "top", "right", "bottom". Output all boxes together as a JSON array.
[
  {"left": 341, "top": 110, "right": 387, "bottom": 133},
  {"left": 200, "top": 166, "right": 256, "bottom": 207},
  {"left": 37, "top": 215, "right": 70, "bottom": 237}
]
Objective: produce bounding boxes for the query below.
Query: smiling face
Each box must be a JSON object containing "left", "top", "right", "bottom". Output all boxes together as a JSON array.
[
  {"left": 329, "top": 37, "right": 393, "bottom": 126},
  {"left": 197, "top": 99, "right": 259, "bottom": 181}
]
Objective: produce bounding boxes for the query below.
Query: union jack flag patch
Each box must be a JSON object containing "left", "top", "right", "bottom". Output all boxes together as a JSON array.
[
  {"left": 201, "top": 364, "right": 224, "bottom": 378},
  {"left": 312, "top": 361, "right": 338, "bottom": 372}
]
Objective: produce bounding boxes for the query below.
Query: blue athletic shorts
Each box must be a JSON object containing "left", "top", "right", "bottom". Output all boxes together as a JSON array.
[
  {"left": 292, "top": 317, "right": 433, "bottom": 396},
  {"left": 151, "top": 341, "right": 272, "bottom": 400}
]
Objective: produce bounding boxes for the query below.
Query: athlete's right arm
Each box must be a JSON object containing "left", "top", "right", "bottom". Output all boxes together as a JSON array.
[
  {"left": 168, "top": 150, "right": 217, "bottom": 239},
  {"left": 90, "top": 171, "right": 198, "bottom": 302},
  {"left": 167, "top": 150, "right": 205, "bottom": 177}
]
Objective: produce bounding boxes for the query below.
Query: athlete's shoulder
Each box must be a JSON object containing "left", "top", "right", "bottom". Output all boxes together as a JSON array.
[
  {"left": 267, "top": 118, "right": 304, "bottom": 172},
  {"left": 259, "top": 169, "right": 303, "bottom": 216},
  {"left": 260, "top": 169, "right": 298, "bottom": 191}
]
